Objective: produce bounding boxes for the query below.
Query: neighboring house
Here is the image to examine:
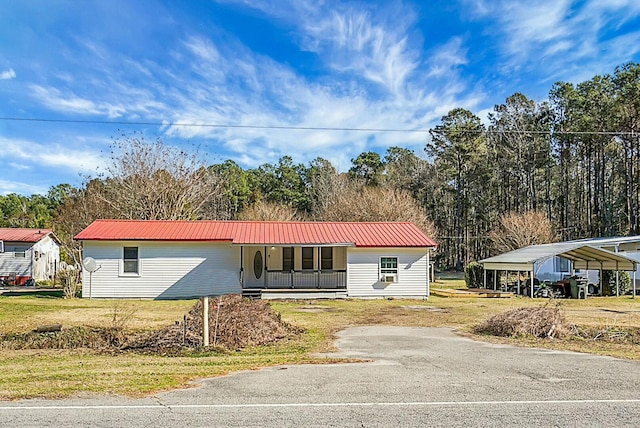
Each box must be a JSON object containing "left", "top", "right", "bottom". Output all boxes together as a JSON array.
[
  {"left": 0, "top": 228, "right": 61, "bottom": 284},
  {"left": 535, "top": 236, "right": 640, "bottom": 285},
  {"left": 74, "top": 220, "right": 437, "bottom": 300}
]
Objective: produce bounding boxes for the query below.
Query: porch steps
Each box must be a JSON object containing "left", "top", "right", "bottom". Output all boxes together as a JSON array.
[
  {"left": 242, "top": 288, "right": 263, "bottom": 299},
  {"left": 260, "top": 289, "right": 348, "bottom": 300}
]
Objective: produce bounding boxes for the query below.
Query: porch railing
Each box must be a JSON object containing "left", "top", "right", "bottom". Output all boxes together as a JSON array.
[{"left": 265, "top": 270, "right": 347, "bottom": 289}]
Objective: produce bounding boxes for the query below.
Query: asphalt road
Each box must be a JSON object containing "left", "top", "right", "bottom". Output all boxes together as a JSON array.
[{"left": 3, "top": 326, "right": 640, "bottom": 427}]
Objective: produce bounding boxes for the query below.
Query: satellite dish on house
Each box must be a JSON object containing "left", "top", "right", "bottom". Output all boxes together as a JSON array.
[{"left": 83, "top": 257, "right": 98, "bottom": 273}]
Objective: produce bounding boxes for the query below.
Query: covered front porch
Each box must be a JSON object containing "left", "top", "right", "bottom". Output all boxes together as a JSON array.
[{"left": 240, "top": 245, "right": 349, "bottom": 296}]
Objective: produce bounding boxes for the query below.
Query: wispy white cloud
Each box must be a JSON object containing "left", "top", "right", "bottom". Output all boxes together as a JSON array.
[
  {"left": 0, "top": 68, "right": 16, "bottom": 80},
  {"left": 0, "top": 180, "right": 48, "bottom": 196},
  {"left": 0, "top": 137, "right": 104, "bottom": 173},
  {"left": 467, "top": 0, "right": 640, "bottom": 83}
]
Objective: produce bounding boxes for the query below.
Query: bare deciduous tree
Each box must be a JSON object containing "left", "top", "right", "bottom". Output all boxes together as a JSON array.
[
  {"left": 238, "top": 200, "right": 300, "bottom": 221},
  {"left": 488, "top": 211, "right": 557, "bottom": 253},
  {"left": 99, "top": 133, "right": 221, "bottom": 220},
  {"left": 316, "top": 179, "right": 438, "bottom": 238}
]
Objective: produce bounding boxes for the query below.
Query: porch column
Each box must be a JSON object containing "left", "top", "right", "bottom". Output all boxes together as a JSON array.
[
  {"left": 634, "top": 270, "right": 637, "bottom": 299},
  {"left": 517, "top": 270, "right": 520, "bottom": 295},
  {"left": 493, "top": 271, "right": 497, "bottom": 291},
  {"left": 240, "top": 246, "right": 243, "bottom": 287},
  {"left": 426, "top": 249, "right": 430, "bottom": 299}
]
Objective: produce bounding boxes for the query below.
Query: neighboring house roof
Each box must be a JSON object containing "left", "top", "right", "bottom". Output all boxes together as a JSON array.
[
  {"left": 75, "top": 220, "right": 437, "bottom": 248},
  {"left": 479, "top": 242, "right": 638, "bottom": 272},
  {"left": 566, "top": 235, "right": 640, "bottom": 248},
  {"left": 0, "top": 228, "right": 59, "bottom": 244}
]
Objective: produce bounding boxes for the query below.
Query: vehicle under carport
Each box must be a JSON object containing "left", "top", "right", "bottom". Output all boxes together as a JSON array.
[{"left": 479, "top": 243, "right": 638, "bottom": 298}]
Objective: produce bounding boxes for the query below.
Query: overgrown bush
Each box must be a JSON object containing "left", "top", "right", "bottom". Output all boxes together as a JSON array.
[
  {"left": 465, "top": 261, "right": 484, "bottom": 288},
  {"left": 58, "top": 269, "right": 81, "bottom": 299},
  {"left": 474, "top": 303, "right": 569, "bottom": 339},
  {"left": 601, "top": 271, "right": 631, "bottom": 296}
]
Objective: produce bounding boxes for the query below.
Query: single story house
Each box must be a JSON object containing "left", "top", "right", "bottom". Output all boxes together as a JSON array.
[
  {"left": 74, "top": 220, "right": 437, "bottom": 299},
  {"left": 0, "top": 228, "right": 61, "bottom": 285}
]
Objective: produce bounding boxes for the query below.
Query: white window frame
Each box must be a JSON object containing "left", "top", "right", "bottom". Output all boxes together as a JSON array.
[
  {"left": 380, "top": 256, "right": 398, "bottom": 283},
  {"left": 120, "top": 246, "right": 141, "bottom": 277},
  {"left": 554, "top": 256, "right": 570, "bottom": 273},
  {"left": 0, "top": 241, "right": 4, "bottom": 253}
]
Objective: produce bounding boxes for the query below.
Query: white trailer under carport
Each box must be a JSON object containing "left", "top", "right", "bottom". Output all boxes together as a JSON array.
[{"left": 479, "top": 243, "right": 639, "bottom": 297}]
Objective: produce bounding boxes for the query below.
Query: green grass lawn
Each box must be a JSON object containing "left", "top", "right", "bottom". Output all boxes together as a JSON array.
[{"left": 2, "top": 286, "right": 640, "bottom": 400}]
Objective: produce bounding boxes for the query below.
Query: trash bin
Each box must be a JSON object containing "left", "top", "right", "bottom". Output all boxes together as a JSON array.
[{"left": 570, "top": 279, "right": 587, "bottom": 299}]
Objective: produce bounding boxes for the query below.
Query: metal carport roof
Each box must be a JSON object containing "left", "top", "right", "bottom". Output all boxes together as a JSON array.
[{"left": 479, "top": 242, "right": 638, "bottom": 272}]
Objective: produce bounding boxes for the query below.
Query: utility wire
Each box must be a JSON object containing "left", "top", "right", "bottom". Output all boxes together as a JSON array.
[{"left": 0, "top": 116, "right": 637, "bottom": 136}]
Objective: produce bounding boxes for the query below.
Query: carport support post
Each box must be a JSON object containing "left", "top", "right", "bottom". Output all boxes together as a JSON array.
[
  {"left": 634, "top": 271, "right": 637, "bottom": 299},
  {"left": 493, "top": 271, "right": 497, "bottom": 291},
  {"left": 483, "top": 268, "right": 487, "bottom": 289},
  {"left": 203, "top": 296, "right": 209, "bottom": 347},
  {"left": 530, "top": 270, "right": 534, "bottom": 298}
]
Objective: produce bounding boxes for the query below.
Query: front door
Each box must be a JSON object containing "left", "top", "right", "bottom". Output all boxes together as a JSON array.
[{"left": 243, "top": 247, "right": 265, "bottom": 288}]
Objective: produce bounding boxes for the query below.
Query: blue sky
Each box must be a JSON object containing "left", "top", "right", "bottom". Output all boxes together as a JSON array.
[{"left": 1, "top": 0, "right": 640, "bottom": 196}]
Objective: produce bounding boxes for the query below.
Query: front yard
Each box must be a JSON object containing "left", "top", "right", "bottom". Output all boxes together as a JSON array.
[{"left": 2, "top": 279, "right": 640, "bottom": 400}]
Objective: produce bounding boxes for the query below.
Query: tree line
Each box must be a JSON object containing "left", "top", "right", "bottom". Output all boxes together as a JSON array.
[{"left": 2, "top": 62, "right": 639, "bottom": 270}]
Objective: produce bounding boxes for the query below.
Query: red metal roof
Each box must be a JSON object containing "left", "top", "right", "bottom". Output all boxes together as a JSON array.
[
  {"left": 75, "top": 220, "right": 437, "bottom": 248},
  {"left": 0, "top": 228, "right": 55, "bottom": 243}
]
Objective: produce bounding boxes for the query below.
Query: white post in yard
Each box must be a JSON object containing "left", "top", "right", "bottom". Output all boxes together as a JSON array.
[{"left": 203, "top": 296, "right": 209, "bottom": 347}]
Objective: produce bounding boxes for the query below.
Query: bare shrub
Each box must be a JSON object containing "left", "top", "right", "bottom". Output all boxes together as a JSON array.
[
  {"left": 58, "top": 269, "right": 80, "bottom": 299},
  {"left": 488, "top": 211, "right": 557, "bottom": 253},
  {"left": 105, "top": 301, "right": 138, "bottom": 345},
  {"left": 475, "top": 304, "right": 569, "bottom": 339},
  {"left": 239, "top": 200, "right": 300, "bottom": 221},
  {"left": 132, "top": 295, "right": 301, "bottom": 352}
]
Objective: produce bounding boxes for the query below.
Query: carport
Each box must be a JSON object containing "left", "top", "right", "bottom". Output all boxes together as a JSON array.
[{"left": 479, "top": 243, "right": 638, "bottom": 298}]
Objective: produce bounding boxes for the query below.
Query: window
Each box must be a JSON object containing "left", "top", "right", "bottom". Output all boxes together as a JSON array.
[
  {"left": 123, "top": 247, "right": 139, "bottom": 274},
  {"left": 0, "top": 241, "right": 4, "bottom": 253},
  {"left": 253, "top": 251, "right": 263, "bottom": 279},
  {"left": 302, "top": 247, "right": 314, "bottom": 270},
  {"left": 14, "top": 251, "right": 25, "bottom": 258},
  {"left": 554, "top": 256, "right": 570, "bottom": 273},
  {"left": 283, "top": 247, "right": 294, "bottom": 271},
  {"left": 380, "top": 257, "right": 398, "bottom": 282},
  {"left": 321, "top": 247, "right": 333, "bottom": 270}
]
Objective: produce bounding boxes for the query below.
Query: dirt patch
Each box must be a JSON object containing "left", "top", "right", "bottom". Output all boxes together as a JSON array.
[
  {"left": 295, "top": 305, "right": 337, "bottom": 313},
  {"left": 402, "top": 305, "right": 449, "bottom": 312}
]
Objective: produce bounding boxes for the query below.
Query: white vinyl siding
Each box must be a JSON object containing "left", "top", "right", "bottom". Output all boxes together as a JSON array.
[
  {"left": 347, "top": 248, "right": 428, "bottom": 297},
  {"left": 82, "top": 241, "right": 241, "bottom": 299},
  {"left": 0, "top": 244, "right": 31, "bottom": 276}
]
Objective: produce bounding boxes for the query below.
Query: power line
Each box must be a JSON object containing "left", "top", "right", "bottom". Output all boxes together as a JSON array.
[{"left": 0, "top": 116, "right": 637, "bottom": 136}]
